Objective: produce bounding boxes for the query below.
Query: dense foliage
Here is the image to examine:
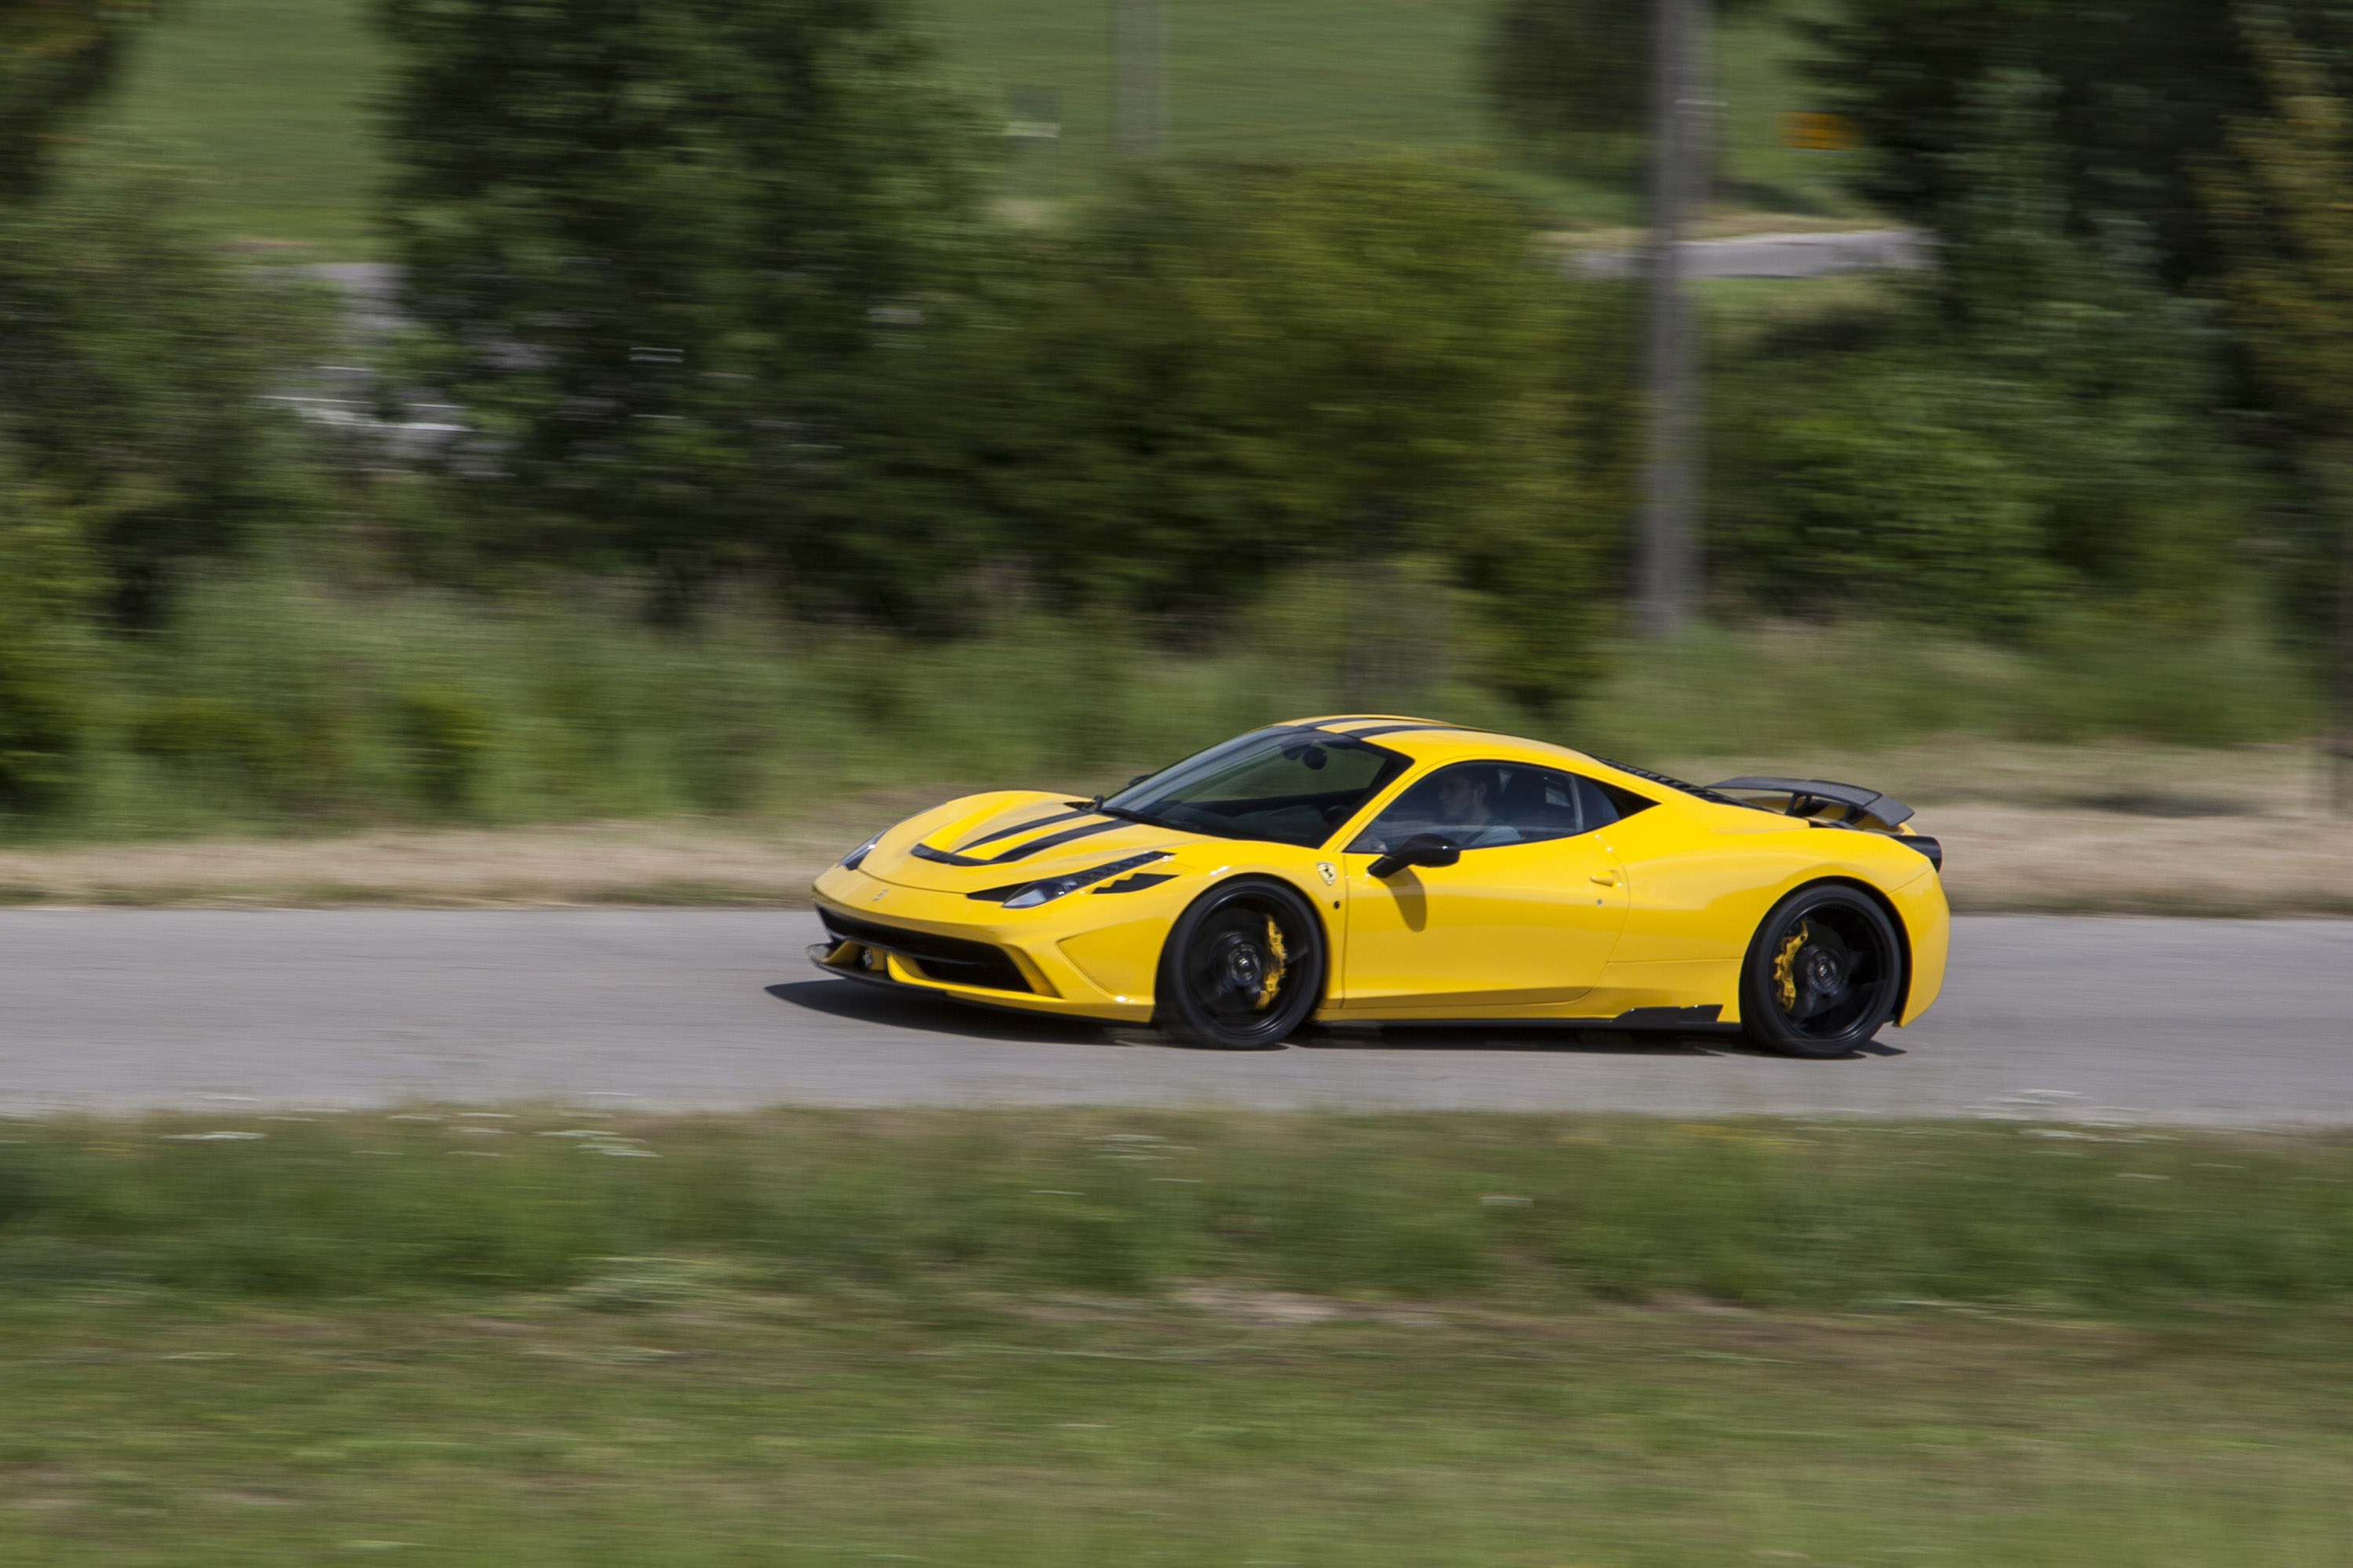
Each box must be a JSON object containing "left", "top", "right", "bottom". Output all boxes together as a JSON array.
[
  {"left": 2211, "top": 16, "right": 2353, "bottom": 445},
  {"left": 0, "top": 5, "right": 331, "bottom": 812},
  {"left": 1715, "top": 75, "right": 2246, "bottom": 625},
  {"left": 0, "top": 182, "right": 331, "bottom": 613},
  {"left": 374, "top": 0, "right": 988, "bottom": 613},
  {"left": 0, "top": 456, "right": 98, "bottom": 812},
  {"left": 0, "top": 0, "right": 154, "bottom": 201},
  {"left": 1806, "top": 0, "right": 2353, "bottom": 291},
  {"left": 1, "top": 0, "right": 2347, "bottom": 837},
  {"left": 978, "top": 162, "right": 1638, "bottom": 710},
  {"left": 1483, "top": 0, "right": 1773, "bottom": 169}
]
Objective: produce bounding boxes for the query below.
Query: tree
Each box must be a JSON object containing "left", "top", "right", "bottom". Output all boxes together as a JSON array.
[
  {"left": 2206, "top": 7, "right": 2353, "bottom": 808},
  {"left": 980, "top": 162, "right": 1638, "bottom": 713},
  {"left": 1807, "top": 0, "right": 2353, "bottom": 293},
  {"left": 0, "top": 452, "right": 99, "bottom": 813},
  {"left": 374, "top": 0, "right": 987, "bottom": 618},
  {"left": 0, "top": 178, "right": 333, "bottom": 620},
  {"left": 1482, "top": 0, "right": 1773, "bottom": 169},
  {"left": 1715, "top": 73, "right": 2246, "bottom": 627},
  {"left": 0, "top": 2, "right": 327, "bottom": 622},
  {"left": 0, "top": 0, "right": 155, "bottom": 203}
]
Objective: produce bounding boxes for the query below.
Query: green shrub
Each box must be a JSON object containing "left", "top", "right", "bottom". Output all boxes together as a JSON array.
[
  {"left": 129, "top": 694, "right": 282, "bottom": 780},
  {"left": 1733, "top": 369, "right": 2060, "bottom": 627},
  {"left": 0, "top": 463, "right": 100, "bottom": 815},
  {"left": 376, "top": 0, "right": 987, "bottom": 612},
  {"left": 980, "top": 159, "right": 1638, "bottom": 714},
  {"left": 0, "top": 565, "right": 2318, "bottom": 842},
  {"left": 0, "top": 177, "right": 331, "bottom": 617},
  {"left": 392, "top": 686, "right": 491, "bottom": 817}
]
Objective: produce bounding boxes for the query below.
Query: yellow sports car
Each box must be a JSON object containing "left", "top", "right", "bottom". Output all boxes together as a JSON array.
[{"left": 810, "top": 716, "right": 1947, "bottom": 1057}]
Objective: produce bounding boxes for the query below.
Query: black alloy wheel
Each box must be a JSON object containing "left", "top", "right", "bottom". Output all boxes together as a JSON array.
[
  {"left": 1738, "top": 883, "right": 1904, "bottom": 1059},
  {"left": 1156, "top": 878, "right": 1326, "bottom": 1050}
]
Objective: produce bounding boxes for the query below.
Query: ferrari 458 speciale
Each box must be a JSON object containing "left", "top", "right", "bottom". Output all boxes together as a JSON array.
[{"left": 810, "top": 716, "right": 1947, "bottom": 1057}]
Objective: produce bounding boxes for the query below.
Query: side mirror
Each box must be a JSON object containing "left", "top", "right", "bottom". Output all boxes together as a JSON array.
[{"left": 1368, "top": 832, "right": 1461, "bottom": 880}]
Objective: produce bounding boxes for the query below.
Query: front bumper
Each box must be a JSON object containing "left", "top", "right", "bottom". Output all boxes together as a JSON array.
[{"left": 807, "top": 864, "right": 1164, "bottom": 1024}]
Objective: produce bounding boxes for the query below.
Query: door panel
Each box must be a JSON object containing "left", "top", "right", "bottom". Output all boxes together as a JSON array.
[{"left": 1339, "top": 834, "right": 1630, "bottom": 1010}]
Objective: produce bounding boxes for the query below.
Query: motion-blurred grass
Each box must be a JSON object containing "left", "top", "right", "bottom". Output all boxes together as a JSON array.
[
  {"left": 6, "top": 1108, "right": 2351, "bottom": 1307},
  {"left": 87, "top": 0, "right": 1857, "bottom": 258},
  {"left": 32, "top": 570, "right": 2315, "bottom": 844},
  {"left": 9, "top": 1112, "right": 2352, "bottom": 1562},
  {"left": 5, "top": 1285, "right": 2351, "bottom": 1566}
]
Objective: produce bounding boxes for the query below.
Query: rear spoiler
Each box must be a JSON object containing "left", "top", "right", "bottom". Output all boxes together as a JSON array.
[
  {"left": 1707, "top": 777, "right": 1915, "bottom": 831},
  {"left": 1708, "top": 776, "right": 1940, "bottom": 869}
]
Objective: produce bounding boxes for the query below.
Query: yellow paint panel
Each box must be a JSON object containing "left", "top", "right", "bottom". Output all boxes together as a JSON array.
[
  {"left": 1058, "top": 919, "right": 1169, "bottom": 1005},
  {"left": 1584, "top": 959, "right": 1741, "bottom": 1020}
]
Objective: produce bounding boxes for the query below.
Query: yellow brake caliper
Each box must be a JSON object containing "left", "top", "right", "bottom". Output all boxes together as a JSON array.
[
  {"left": 1255, "top": 917, "right": 1289, "bottom": 1010},
  {"left": 1773, "top": 921, "right": 1811, "bottom": 1013}
]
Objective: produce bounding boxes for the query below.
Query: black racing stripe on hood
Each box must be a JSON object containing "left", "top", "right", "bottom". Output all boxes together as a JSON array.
[
  {"left": 909, "top": 843, "right": 990, "bottom": 868},
  {"left": 954, "top": 808, "right": 1092, "bottom": 853},
  {"left": 985, "top": 817, "right": 1129, "bottom": 862},
  {"left": 911, "top": 817, "right": 1127, "bottom": 868}
]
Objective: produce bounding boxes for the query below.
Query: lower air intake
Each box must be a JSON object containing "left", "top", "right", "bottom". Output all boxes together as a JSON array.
[{"left": 819, "top": 909, "right": 1035, "bottom": 995}]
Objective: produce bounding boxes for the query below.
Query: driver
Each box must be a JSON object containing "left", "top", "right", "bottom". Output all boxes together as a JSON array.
[{"left": 1435, "top": 769, "right": 1521, "bottom": 847}]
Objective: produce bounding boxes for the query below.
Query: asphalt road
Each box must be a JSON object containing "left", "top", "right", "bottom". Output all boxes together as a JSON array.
[
  {"left": 3, "top": 911, "right": 2348, "bottom": 1123},
  {"left": 1571, "top": 228, "right": 1927, "bottom": 279}
]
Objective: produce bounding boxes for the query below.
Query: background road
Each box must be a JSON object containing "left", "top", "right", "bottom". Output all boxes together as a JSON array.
[{"left": 1, "top": 911, "right": 2347, "bottom": 1124}]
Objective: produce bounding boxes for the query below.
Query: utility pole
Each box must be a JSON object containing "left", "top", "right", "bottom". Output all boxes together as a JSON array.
[
  {"left": 1636, "top": 0, "right": 1707, "bottom": 639},
  {"left": 1114, "top": 0, "right": 1166, "bottom": 155}
]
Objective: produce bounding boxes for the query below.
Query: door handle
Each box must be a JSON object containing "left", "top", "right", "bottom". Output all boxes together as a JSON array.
[{"left": 1590, "top": 871, "right": 1620, "bottom": 887}]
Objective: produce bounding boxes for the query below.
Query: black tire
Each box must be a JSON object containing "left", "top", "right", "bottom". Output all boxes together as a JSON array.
[
  {"left": 1738, "top": 883, "right": 1904, "bottom": 1059},
  {"left": 1155, "top": 877, "right": 1326, "bottom": 1050}
]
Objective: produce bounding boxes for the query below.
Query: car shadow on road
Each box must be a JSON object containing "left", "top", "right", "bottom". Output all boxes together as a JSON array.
[
  {"left": 1302, "top": 1028, "right": 1903, "bottom": 1060},
  {"left": 1300, "top": 1027, "right": 1746, "bottom": 1057},
  {"left": 765, "top": 980, "right": 1126, "bottom": 1046},
  {"left": 766, "top": 980, "right": 1904, "bottom": 1059}
]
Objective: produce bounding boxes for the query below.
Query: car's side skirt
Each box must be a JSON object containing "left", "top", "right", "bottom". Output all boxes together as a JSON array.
[{"left": 1312, "top": 1004, "right": 1729, "bottom": 1031}]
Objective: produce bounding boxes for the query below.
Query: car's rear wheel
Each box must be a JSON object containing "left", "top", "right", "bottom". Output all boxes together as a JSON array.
[
  {"left": 1739, "top": 884, "right": 1904, "bottom": 1059},
  {"left": 1156, "top": 878, "right": 1325, "bottom": 1050}
]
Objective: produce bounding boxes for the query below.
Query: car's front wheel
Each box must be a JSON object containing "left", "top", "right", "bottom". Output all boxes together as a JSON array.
[
  {"left": 1155, "top": 878, "right": 1326, "bottom": 1049},
  {"left": 1739, "top": 883, "right": 1904, "bottom": 1058}
]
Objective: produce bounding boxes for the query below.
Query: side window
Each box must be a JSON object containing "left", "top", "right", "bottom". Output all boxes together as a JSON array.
[
  {"left": 1347, "top": 762, "right": 1594, "bottom": 853},
  {"left": 1575, "top": 776, "right": 1621, "bottom": 830}
]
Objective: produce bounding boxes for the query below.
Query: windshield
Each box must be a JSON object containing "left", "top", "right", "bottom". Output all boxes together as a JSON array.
[{"left": 1106, "top": 729, "right": 1410, "bottom": 849}]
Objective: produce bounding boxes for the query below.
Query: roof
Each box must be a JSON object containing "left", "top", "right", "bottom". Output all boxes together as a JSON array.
[{"left": 1278, "top": 715, "right": 1618, "bottom": 780}]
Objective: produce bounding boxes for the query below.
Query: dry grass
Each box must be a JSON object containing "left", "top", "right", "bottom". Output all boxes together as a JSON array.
[
  {"left": 0, "top": 805, "right": 907, "bottom": 909},
  {"left": 1661, "top": 739, "right": 2353, "bottom": 916},
  {"left": 0, "top": 744, "right": 2344, "bottom": 913}
]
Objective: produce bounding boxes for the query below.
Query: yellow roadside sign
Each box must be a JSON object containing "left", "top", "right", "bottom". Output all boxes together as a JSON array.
[{"left": 1782, "top": 111, "right": 1860, "bottom": 152}]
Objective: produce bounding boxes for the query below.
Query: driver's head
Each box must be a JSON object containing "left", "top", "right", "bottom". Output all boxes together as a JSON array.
[{"left": 1436, "top": 771, "right": 1491, "bottom": 824}]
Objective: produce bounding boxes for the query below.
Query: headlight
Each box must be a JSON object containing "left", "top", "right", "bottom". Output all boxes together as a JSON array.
[
  {"left": 989, "top": 851, "right": 1171, "bottom": 909},
  {"left": 839, "top": 833, "right": 882, "bottom": 871}
]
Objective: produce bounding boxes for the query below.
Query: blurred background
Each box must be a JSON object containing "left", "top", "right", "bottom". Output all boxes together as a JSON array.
[
  {"left": 10, "top": 9, "right": 2353, "bottom": 1563},
  {"left": 1, "top": 0, "right": 2348, "bottom": 859}
]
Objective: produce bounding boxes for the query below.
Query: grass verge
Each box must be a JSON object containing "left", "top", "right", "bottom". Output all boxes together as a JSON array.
[
  {"left": 3, "top": 1110, "right": 2352, "bottom": 1564},
  {"left": 5, "top": 1293, "right": 2351, "bottom": 1565},
  {"left": 6, "top": 1109, "right": 2352, "bottom": 1308}
]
